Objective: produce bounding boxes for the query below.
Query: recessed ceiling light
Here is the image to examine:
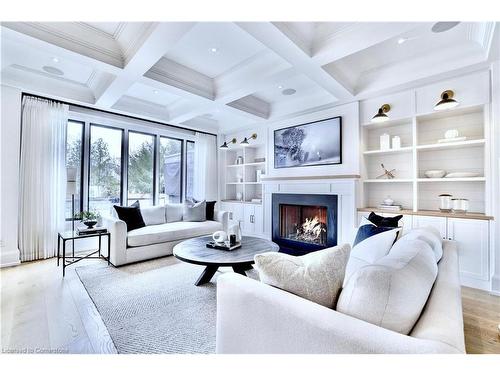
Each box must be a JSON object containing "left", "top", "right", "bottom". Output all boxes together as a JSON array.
[
  {"left": 153, "top": 90, "right": 159, "bottom": 94},
  {"left": 210, "top": 47, "right": 218, "bottom": 53},
  {"left": 52, "top": 57, "right": 59, "bottom": 63},
  {"left": 431, "top": 22, "right": 460, "bottom": 33},
  {"left": 282, "top": 88, "right": 296, "bottom": 96},
  {"left": 42, "top": 66, "right": 64, "bottom": 76},
  {"left": 397, "top": 37, "right": 407, "bottom": 45},
  {"left": 277, "top": 85, "right": 284, "bottom": 89}
]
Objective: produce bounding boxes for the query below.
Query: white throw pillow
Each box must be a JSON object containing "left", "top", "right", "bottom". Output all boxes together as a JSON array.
[
  {"left": 400, "top": 227, "right": 443, "bottom": 262},
  {"left": 183, "top": 200, "right": 207, "bottom": 222},
  {"left": 344, "top": 225, "right": 401, "bottom": 284},
  {"left": 165, "top": 203, "right": 184, "bottom": 223},
  {"left": 140, "top": 205, "right": 166, "bottom": 226},
  {"left": 254, "top": 244, "right": 351, "bottom": 308},
  {"left": 337, "top": 238, "right": 438, "bottom": 335}
]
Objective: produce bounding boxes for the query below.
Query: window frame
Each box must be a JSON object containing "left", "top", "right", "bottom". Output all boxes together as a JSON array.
[
  {"left": 65, "top": 119, "right": 85, "bottom": 221},
  {"left": 159, "top": 135, "right": 185, "bottom": 205},
  {"left": 185, "top": 140, "right": 195, "bottom": 202},
  {"left": 87, "top": 122, "right": 125, "bottom": 213},
  {"left": 66, "top": 109, "right": 199, "bottom": 215},
  {"left": 127, "top": 130, "right": 157, "bottom": 207}
]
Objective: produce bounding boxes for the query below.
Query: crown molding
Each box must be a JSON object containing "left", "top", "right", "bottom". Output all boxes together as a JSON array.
[
  {"left": 3, "top": 22, "right": 125, "bottom": 68},
  {"left": 227, "top": 95, "right": 270, "bottom": 119},
  {"left": 145, "top": 57, "right": 214, "bottom": 100}
]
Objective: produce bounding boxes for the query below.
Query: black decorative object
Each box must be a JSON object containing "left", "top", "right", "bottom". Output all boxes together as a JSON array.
[
  {"left": 368, "top": 212, "right": 403, "bottom": 228},
  {"left": 274, "top": 116, "right": 342, "bottom": 168}
]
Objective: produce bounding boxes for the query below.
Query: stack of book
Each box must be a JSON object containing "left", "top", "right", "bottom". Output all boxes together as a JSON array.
[
  {"left": 77, "top": 226, "right": 108, "bottom": 235},
  {"left": 377, "top": 204, "right": 402, "bottom": 211}
]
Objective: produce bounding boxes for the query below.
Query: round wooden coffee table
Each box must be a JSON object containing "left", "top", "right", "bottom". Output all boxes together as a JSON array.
[{"left": 173, "top": 235, "right": 279, "bottom": 286}]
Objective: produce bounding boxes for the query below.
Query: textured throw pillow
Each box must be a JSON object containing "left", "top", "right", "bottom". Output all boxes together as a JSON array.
[
  {"left": 165, "top": 203, "right": 184, "bottom": 223},
  {"left": 254, "top": 244, "right": 351, "bottom": 308},
  {"left": 183, "top": 200, "right": 207, "bottom": 222},
  {"left": 188, "top": 199, "right": 216, "bottom": 221},
  {"left": 337, "top": 238, "right": 438, "bottom": 335},
  {"left": 399, "top": 227, "right": 443, "bottom": 262},
  {"left": 113, "top": 201, "right": 146, "bottom": 232},
  {"left": 368, "top": 212, "right": 403, "bottom": 228},
  {"left": 140, "top": 205, "right": 166, "bottom": 226}
]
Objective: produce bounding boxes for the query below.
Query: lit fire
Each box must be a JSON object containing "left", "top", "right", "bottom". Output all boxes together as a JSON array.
[{"left": 295, "top": 216, "right": 326, "bottom": 244}]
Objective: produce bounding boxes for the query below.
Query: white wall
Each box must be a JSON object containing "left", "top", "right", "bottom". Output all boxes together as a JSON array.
[
  {"left": 0, "top": 84, "right": 22, "bottom": 267},
  {"left": 491, "top": 61, "right": 500, "bottom": 294}
]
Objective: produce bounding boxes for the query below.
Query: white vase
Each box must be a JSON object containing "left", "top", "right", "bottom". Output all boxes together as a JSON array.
[
  {"left": 380, "top": 133, "right": 390, "bottom": 150},
  {"left": 392, "top": 136, "right": 401, "bottom": 149}
]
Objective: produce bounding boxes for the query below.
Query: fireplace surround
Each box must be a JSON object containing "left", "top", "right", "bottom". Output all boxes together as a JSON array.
[{"left": 272, "top": 193, "right": 338, "bottom": 255}]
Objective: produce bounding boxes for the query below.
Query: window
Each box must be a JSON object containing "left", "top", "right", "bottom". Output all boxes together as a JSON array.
[
  {"left": 159, "top": 137, "right": 182, "bottom": 204},
  {"left": 186, "top": 141, "right": 195, "bottom": 201},
  {"left": 65, "top": 120, "right": 83, "bottom": 219},
  {"left": 128, "top": 132, "right": 155, "bottom": 207},
  {"left": 89, "top": 125, "right": 123, "bottom": 216}
]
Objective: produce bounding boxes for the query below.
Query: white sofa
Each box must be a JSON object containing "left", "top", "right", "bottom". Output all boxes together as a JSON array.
[
  {"left": 216, "top": 239, "right": 465, "bottom": 354},
  {"left": 102, "top": 204, "right": 229, "bottom": 266}
]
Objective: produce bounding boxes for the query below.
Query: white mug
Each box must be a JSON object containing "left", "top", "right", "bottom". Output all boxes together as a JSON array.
[{"left": 212, "top": 231, "right": 228, "bottom": 243}]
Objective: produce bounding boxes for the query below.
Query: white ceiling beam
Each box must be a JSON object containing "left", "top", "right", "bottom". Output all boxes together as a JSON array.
[
  {"left": 236, "top": 22, "right": 354, "bottom": 101},
  {"left": 95, "top": 22, "right": 196, "bottom": 108}
]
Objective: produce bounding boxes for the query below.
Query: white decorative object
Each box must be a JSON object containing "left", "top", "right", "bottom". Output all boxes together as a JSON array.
[
  {"left": 380, "top": 133, "right": 390, "bottom": 150},
  {"left": 437, "top": 136, "right": 467, "bottom": 143},
  {"left": 236, "top": 173, "right": 243, "bottom": 183},
  {"left": 451, "top": 198, "right": 469, "bottom": 213},
  {"left": 424, "top": 170, "right": 446, "bottom": 178},
  {"left": 212, "top": 230, "right": 228, "bottom": 243},
  {"left": 444, "top": 172, "right": 479, "bottom": 178},
  {"left": 256, "top": 170, "right": 262, "bottom": 182},
  {"left": 439, "top": 194, "right": 452, "bottom": 212},
  {"left": 229, "top": 222, "right": 242, "bottom": 242},
  {"left": 236, "top": 192, "right": 243, "bottom": 201},
  {"left": 383, "top": 196, "right": 394, "bottom": 205},
  {"left": 391, "top": 136, "right": 401, "bottom": 149},
  {"left": 445, "top": 129, "right": 459, "bottom": 139}
]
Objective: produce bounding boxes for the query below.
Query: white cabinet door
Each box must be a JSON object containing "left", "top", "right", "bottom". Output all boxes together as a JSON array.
[
  {"left": 243, "top": 204, "right": 254, "bottom": 234},
  {"left": 447, "top": 218, "right": 489, "bottom": 281},
  {"left": 412, "top": 215, "right": 447, "bottom": 239},
  {"left": 253, "top": 205, "right": 263, "bottom": 236}
]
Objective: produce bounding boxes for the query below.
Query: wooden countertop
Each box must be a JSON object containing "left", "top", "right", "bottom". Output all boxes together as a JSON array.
[{"left": 358, "top": 207, "right": 494, "bottom": 221}]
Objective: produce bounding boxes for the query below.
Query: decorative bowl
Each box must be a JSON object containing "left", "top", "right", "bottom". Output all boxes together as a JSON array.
[
  {"left": 424, "top": 170, "right": 446, "bottom": 178},
  {"left": 83, "top": 220, "right": 98, "bottom": 229}
]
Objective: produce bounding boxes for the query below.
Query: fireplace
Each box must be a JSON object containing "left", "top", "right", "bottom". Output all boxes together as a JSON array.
[{"left": 272, "top": 193, "right": 338, "bottom": 255}]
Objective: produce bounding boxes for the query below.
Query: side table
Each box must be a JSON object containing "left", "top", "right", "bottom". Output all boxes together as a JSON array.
[{"left": 57, "top": 230, "right": 111, "bottom": 276}]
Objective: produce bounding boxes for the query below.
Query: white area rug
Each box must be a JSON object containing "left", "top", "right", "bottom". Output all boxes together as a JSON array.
[{"left": 76, "top": 258, "right": 218, "bottom": 354}]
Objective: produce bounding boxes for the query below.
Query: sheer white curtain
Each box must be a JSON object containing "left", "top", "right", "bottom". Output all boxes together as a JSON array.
[
  {"left": 193, "top": 132, "right": 217, "bottom": 201},
  {"left": 18, "top": 97, "right": 69, "bottom": 261}
]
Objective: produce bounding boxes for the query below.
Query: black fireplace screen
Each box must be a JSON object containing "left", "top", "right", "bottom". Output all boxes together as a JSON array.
[{"left": 279, "top": 204, "right": 327, "bottom": 246}]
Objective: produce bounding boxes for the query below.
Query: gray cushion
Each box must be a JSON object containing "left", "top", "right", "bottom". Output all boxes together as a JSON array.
[
  {"left": 165, "top": 203, "right": 184, "bottom": 223},
  {"left": 127, "top": 220, "right": 222, "bottom": 247},
  {"left": 183, "top": 200, "right": 206, "bottom": 222},
  {"left": 254, "top": 244, "right": 351, "bottom": 308},
  {"left": 140, "top": 205, "right": 166, "bottom": 226},
  {"left": 337, "top": 238, "right": 438, "bottom": 335}
]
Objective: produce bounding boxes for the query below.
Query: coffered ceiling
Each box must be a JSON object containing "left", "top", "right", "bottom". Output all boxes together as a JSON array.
[{"left": 1, "top": 21, "right": 498, "bottom": 133}]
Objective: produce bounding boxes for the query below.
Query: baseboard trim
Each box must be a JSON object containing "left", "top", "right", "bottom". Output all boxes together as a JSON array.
[
  {"left": 490, "top": 274, "right": 500, "bottom": 295},
  {"left": 0, "top": 249, "right": 21, "bottom": 268}
]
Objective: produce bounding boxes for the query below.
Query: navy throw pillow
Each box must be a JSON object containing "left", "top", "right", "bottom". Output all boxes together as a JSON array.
[
  {"left": 353, "top": 224, "right": 396, "bottom": 247},
  {"left": 113, "top": 200, "right": 146, "bottom": 232},
  {"left": 368, "top": 212, "right": 403, "bottom": 228}
]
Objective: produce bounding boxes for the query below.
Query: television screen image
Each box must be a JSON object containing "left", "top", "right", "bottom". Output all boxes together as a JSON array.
[{"left": 274, "top": 116, "right": 342, "bottom": 168}]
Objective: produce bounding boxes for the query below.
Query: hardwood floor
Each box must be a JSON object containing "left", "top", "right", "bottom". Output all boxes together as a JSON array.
[{"left": 1, "top": 258, "right": 500, "bottom": 354}]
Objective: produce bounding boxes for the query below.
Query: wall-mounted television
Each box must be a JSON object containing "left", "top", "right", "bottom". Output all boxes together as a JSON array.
[{"left": 274, "top": 116, "right": 342, "bottom": 169}]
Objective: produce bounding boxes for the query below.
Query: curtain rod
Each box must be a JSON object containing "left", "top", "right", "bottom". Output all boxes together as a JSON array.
[{"left": 21, "top": 92, "right": 218, "bottom": 137}]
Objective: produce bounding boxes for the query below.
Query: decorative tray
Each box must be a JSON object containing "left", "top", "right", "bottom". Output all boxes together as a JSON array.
[{"left": 206, "top": 241, "right": 242, "bottom": 251}]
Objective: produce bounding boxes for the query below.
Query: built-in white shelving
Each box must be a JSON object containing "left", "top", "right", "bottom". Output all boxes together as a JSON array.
[{"left": 361, "top": 103, "right": 489, "bottom": 213}]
